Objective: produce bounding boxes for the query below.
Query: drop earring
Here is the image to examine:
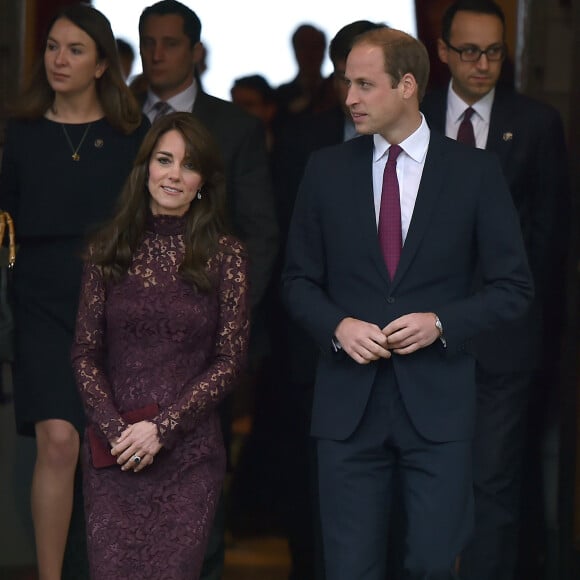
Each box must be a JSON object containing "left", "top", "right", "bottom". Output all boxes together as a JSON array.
[{"left": 196, "top": 189, "right": 202, "bottom": 200}]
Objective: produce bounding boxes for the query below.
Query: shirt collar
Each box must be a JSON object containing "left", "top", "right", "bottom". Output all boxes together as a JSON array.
[
  {"left": 447, "top": 81, "right": 494, "bottom": 125},
  {"left": 144, "top": 80, "right": 198, "bottom": 116},
  {"left": 373, "top": 113, "right": 430, "bottom": 164}
]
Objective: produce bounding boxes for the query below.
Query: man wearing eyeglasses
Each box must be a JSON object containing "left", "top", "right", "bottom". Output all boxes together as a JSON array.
[{"left": 421, "top": 1, "right": 570, "bottom": 579}]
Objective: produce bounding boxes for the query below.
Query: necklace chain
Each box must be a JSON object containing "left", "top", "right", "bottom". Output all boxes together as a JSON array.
[{"left": 61, "top": 123, "right": 92, "bottom": 161}]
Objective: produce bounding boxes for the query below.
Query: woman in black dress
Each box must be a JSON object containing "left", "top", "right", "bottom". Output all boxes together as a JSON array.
[{"left": 0, "top": 5, "right": 148, "bottom": 578}]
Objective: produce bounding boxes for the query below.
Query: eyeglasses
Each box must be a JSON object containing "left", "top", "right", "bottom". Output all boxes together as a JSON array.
[{"left": 445, "top": 42, "right": 506, "bottom": 62}]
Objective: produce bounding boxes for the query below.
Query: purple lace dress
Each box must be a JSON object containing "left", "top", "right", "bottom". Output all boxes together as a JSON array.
[{"left": 71, "top": 214, "right": 249, "bottom": 580}]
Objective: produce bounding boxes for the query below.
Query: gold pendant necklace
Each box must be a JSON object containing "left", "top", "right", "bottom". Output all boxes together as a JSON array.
[{"left": 61, "top": 123, "right": 92, "bottom": 161}]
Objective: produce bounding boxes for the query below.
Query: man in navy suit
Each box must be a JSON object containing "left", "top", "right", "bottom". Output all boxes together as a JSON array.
[
  {"left": 283, "top": 26, "right": 533, "bottom": 580},
  {"left": 421, "top": 2, "right": 570, "bottom": 578}
]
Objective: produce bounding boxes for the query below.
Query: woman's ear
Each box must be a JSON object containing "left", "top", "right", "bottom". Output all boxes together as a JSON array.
[{"left": 95, "top": 60, "right": 108, "bottom": 79}]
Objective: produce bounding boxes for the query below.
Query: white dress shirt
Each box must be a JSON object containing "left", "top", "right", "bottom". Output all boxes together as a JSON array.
[
  {"left": 143, "top": 81, "right": 198, "bottom": 123},
  {"left": 445, "top": 82, "right": 494, "bottom": 149},
  {"left": 372, "top": 114, "right": 430, "bottom": 243}
]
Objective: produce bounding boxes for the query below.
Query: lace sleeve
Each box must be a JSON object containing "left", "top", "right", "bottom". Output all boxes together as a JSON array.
[
  {"left": 71, "top": 261, "right": 128, "bottom": 441},
  {"left": 153, "top": 239, "right": 250, "bottom": 448}
]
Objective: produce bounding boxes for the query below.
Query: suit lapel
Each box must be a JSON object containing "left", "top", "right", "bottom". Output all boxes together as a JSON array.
[
  {"left": 349, "top": 137, "right": 394, "bottom": 287},
  {"left": 192, "top": 91, "right": 209, "bottom": 118},
  {"left": 390, "top": 134, "right": 446, "bottom": 290},
  {"left": 486, "top": 89, "right": 515, "bottom": 161}
]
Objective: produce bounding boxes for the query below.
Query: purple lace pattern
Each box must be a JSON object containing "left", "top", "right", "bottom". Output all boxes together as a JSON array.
[{"left": 72, "top": 215, "right": 249, "bottom": 579}]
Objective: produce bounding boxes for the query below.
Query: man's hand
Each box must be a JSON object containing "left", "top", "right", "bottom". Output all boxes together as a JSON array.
[
  {"left": 335, "top": 317, "right": 392, "bottom": 364},
  {"left": 383, "top": 313, "right": 440, "bottom": 355}
]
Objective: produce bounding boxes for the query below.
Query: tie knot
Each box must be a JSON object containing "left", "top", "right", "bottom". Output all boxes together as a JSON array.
[
  {"left": 152, "top": 101, "right": 172, "bottom": 121},
  {"left": 388, "top": 144, "right": 403, "bottom": 164},
  {"left": 463, "top": 107, "right": 475, "bottom": 122}
]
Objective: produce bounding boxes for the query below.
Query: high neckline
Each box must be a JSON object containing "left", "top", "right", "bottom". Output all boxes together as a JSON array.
[
  {"left": 43, "top": 116, "right": 106, "bottom": 127},
  {"left": 146, "top": 212, "right": 187, "bottom": 236}
]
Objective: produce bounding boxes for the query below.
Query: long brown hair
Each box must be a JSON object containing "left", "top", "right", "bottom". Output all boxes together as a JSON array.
[
  {"left": 13, "top": 3, "right": 142, "bottom": 134},
  {"left": 88, "top": 112, "right": 230, "bottom": 292}
]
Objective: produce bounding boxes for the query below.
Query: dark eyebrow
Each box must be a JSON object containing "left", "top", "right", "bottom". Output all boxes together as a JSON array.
[
  {"left": 47, "top": 35, "right": 87, "bottom": 48},
  {"left": 458, "top": 42, "right": 503, "bottom": 49},
  {"left": 142, "top": 35, "right": 183, "bottom": 42},
  {"left": 155, "top": 150, "right": 174, "bottom": 157}
]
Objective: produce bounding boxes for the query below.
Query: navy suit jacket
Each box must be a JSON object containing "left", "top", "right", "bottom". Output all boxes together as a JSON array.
[
  {"left": 271, "top": 105, "right": 345, "bottom": 239},
  {"left": 282, "top": 131, "right": 533, "bottom": 443},
  {"left": 422, "top": 88, "right": 570, "bottom": 372},
  {"left": 191, "top": 92, "right": 278, "bottom": 308}
]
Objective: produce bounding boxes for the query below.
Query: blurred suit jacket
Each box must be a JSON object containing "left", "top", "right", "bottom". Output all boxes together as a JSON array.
[{"left": 422, "top": 87, "right": 570, "bottom": 372}]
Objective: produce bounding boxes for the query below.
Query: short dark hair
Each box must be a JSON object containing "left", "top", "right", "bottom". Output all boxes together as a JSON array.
[
  {"left": 139, "top": 0, "right": 202, "bottom": 46},
  {"left": 442, "top": 0, "right": 505, "bottom": 44},
  {"left": 329, "top": 21, "right": 385, "bottom": 65},
  {"left": 116, "top": 38, "right": 135, "bottom": 59},
  {"left": 231, "top": 75, "right": 275, "bottom": 104},
  {"left": 292, "top": 24, "right": 325, "bottom": 49}
]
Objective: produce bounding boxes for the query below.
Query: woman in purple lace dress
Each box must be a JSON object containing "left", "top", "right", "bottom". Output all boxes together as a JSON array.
[{"left": 71, "top": 112, "right": 249, "bottom": 579}]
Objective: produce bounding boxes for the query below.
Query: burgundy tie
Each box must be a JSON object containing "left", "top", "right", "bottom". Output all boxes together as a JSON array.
[
  {"left": 378, "top": 144, "right": 403, "bottom": 279},
  {"left": 456, "top": 107, "right": 475, "bottom": 147}
]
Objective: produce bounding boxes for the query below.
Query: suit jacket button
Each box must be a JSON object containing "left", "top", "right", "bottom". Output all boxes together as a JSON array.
[{"left": 386, "top": 296, "right": 395, "bottom": 304}]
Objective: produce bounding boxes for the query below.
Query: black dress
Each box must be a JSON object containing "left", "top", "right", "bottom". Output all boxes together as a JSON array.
[{"left": 0, "top": 116, "right": 149, "bottom": 436}]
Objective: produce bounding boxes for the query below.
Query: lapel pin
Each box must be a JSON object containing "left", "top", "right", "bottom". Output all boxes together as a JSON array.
[
  {"left": 502, "top": 132, "right": 513, "bottom": 142},
  {"left": 94, "top": 139, "right": 104, "bottom": 148}
]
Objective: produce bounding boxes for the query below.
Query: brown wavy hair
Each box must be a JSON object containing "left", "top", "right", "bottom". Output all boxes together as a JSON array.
[
  {"left": 88, "top": 112, "right": 230, "bottom": 292},
  {"left": 12, "top": 3, "right": 142, "bottom": 134}
]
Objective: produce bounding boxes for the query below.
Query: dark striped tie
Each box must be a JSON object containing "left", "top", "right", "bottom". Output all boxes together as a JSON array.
[{"left": 152, "top": 101, "right": 172, "bottom": 122}]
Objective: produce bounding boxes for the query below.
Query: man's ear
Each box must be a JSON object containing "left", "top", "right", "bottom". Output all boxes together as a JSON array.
[
  {"left": 400, "top": 73, "right": 418, "bottom": 100},
  {"left": 192, "top": 41, "right": 204, "bottom": 65},
  {"left": 437, "top": 38, "right": 449, "bottom": 64}
]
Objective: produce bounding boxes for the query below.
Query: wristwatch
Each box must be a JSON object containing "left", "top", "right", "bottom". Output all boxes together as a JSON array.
[{"left": 434, "top": 314, "right": 447, "bottom": 348}]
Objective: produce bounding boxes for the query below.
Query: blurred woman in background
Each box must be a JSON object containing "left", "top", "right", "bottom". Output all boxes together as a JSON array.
[{"left": 0, "top": 4, "right": 148, "bottom": 578}]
